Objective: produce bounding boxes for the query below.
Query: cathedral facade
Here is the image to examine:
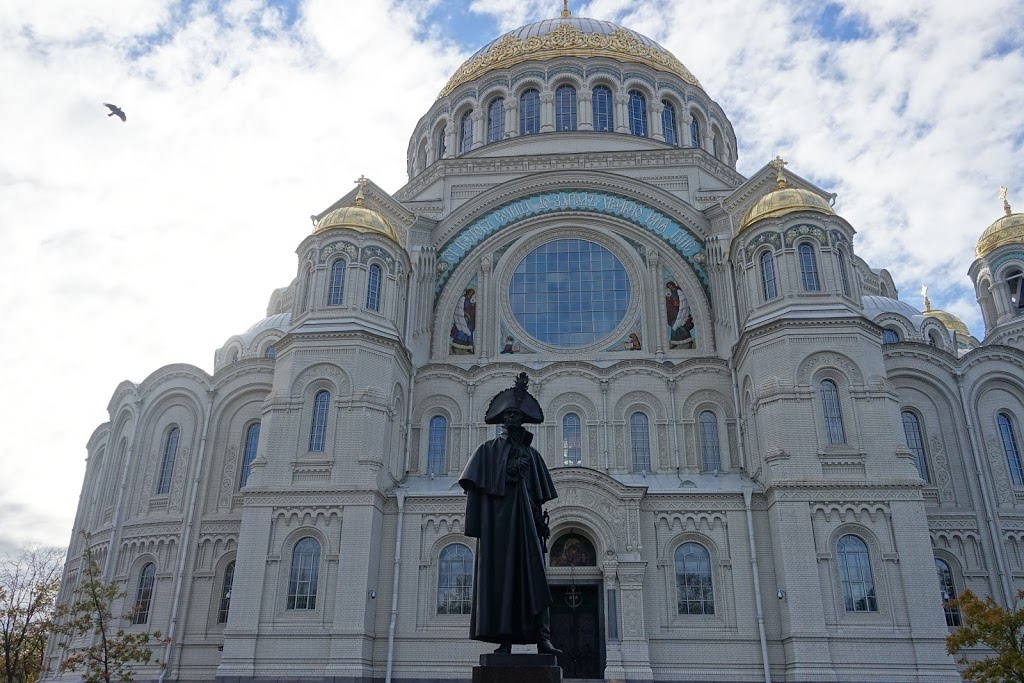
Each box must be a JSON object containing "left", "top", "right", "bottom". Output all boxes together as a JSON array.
[{"left": 46, "top": 10, "right": 1024, "bottom": 683}]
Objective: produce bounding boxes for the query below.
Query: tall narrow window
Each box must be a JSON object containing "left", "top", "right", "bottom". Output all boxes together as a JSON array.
[
  {"left": 1006, "top": 269, "right": 1024, "bottom": 310},
  {"left": 838, "top": 251, "right": 851, "bottom": 296},
  {"left": 934, "top": 558, "right": 961, "bottom": 627},
  {"left": 309, "top": 390, "right": 330, "bottom": 452},
  {"left": 487, "top": 97, "right": 504, "bottom": 143},
  {"left": 156, "top": 426, "right": 180, "bottom": 495},
  {"left": 427, "top": 415, "right": 447, "bottom": 475},
  {"left": 218, "top": 561, "right": 235, "bottom": 624},
  {"left": 562, "top": 413, "right": 582, "bottom": 466},
  {"left": 555, "top": 85, "right": 577, "bottom": 131},
  {"left": 699, "top": 411, "right": 721, "bottom": 471},
  {"left": 760, "top": 250, "right": 778, "bottom": 300},
  {"left": 675, "top": 542, "right": 714, "bottom": 615},
  {"left": 630, "top": 412, "right": 651, "bottom": 472},
  {"left": 520, "top": 89, "right": 540, "bottom": 135},
  {"left": 837, "top": 535, "right": 876, "bottom": 612},
  {"left": 799, "top": 243, "right": 821, "bottom": 291},
  {"left": 820, "top": 380, "right": 846, "bottom": 444},
  {"left": 459, "top": 111, "right": 473, "bottom": 154},
  {"left": 418, "top": 140, "right": 428, "bottom": 170},
  {"left": 998, "top": 412, "right": 1023, "bottom": 486},
  {"left": 690, "top": 117, "right": 700, "bottom": 148},
  {"left": 366, "top": 264, "right": 382, "bottom": 311},
  {"left": 437, "top": 543, "right": 473, "bottom": 615},
  {"left": 662, "top": 100, "right": 679, "bottom": 145},
  {"left": 437, "top": 126, "right": 447, "bottom": 159},
  {"left": 901, "top": 411, "right": 929, "bottom": 482},
  {"left": 592, "top": 86, "right": 613, "bottom": 132},
  {"left": 328, "top": 259, "right": 346, "bottom": 306},
  {"left": 302, "top": 267, "right": 313, "bottom": 311},
  {"left": 287, "top": 537, "right": 320, "bottom": 610},
  {"left": 239, "top": 422, "right": 260, "bottom": 489},
  {"left": 882, "top": 328, "right": 900, "bottom": 344},
  {"left": 628, "top": 90, "right": 648, "bottom": 137},
  {"left": 132, "top": 563, "right": 156, "bottom": 625},
  {"left": 711, "top": 131, "right": 720, "bottom": 158}
]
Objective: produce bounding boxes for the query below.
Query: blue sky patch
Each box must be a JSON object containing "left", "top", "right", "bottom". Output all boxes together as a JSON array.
[
  {"left": 813, "top": 3, "right": 874, "bottom": 42},
  {"left": 411, "top": 0, "right": 499, "bottom": 52}
]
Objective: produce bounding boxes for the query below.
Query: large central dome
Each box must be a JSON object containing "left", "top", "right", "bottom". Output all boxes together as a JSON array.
[{"left": 439, "top": 16, "right": 701, "bottom": 98}]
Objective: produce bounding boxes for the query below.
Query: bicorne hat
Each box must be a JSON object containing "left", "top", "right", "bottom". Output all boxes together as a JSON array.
[{"left": 484, "top": 372, "right": 544, "bottom": 424}]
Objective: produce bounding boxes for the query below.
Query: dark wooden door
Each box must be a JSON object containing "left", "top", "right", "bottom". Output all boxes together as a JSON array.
[{"left": 549, "top": 584, "right": 602, "bottom": 679}]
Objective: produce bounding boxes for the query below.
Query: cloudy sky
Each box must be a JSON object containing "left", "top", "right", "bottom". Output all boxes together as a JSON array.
[{"left": 1, "top": 0, "right": 1022, "bottom": 556}]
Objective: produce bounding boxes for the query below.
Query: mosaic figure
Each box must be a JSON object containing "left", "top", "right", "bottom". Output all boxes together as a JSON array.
[
  {"left": 450, "top": 286, "right": 476, "bottom": 354},
  {"left": 665, "top": 280, "right": 695, "bottom": 348}
]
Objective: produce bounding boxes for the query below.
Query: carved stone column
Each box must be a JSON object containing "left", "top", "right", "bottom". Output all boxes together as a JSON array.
[
  {"left": 646, "top": 249, "right": 665, "bottom": 359},
  {"left": 478, "top": 257, "right": 492, "bottom": 363},
  {"left": 650, "top": 101, "right": 665, "bottom": 142},
  {"left": 504, "top": 98, "right": 518, "bottom": 138},
  {"left": 615, "top": 94, "right": 630, "bottom": 134},
  {"left": 680, "top": 111, "right": 694, "bottom": 147},
  {"left": 471, "top": 110, "right": 485, "bottom": 149},
  {"left": 616, "top": 562, "right": 653, "bottom": 681},
  {"left": 578, "top": 88, "right": 593, "bottom": 130},
  {"left": 540, "top": 91, "right": 555, "bottom": 133}
]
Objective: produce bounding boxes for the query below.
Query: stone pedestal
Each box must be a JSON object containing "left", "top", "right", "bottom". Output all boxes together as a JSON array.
[{"left": 472, "top": 653, "right": 562, "bottom": 683}]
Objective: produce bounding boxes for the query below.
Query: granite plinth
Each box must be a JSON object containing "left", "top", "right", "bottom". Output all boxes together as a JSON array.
[{"left": 472, "top": 653, "right": 562, "bottom": 683}]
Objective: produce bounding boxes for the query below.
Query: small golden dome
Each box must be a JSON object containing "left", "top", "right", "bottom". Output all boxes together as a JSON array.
[
  {"left": 738, "top": 157, "right": 835, "bottom": 232},
  {"left": 314, "top": 177, "right": 398, "bottom": 242},
  {"left": 976, "top": 188, "right": 1024, "bottom": 258},
  {"left": 922, "top": 286, "right": 970, "bottom": 337}
]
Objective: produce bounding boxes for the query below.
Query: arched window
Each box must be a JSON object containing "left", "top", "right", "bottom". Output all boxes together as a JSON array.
[
  {"left": 328, "top": 259, "right": 346, "bottom": 306},
  {"left": 520, "top": 89, "right": 540, "bottom": 135},
  {"left": 437, "top": 126, "right": 447, "bottom": 159},
  {"left": 689, "top": 116, "right": 700, "bottom": 148},
  {"left": 132, "top": 562, "right": 156, "bottom": 625},
  {"left": 927, "top": 330, "right": 942, "bottom": 347},
  {"left": 882, "top": 328, "right": 900, "bottom": 344},
  {"left": 699, "top": 411, "right": 721, "bottom": 471},
  {"left": 239, "top": 422, "right": 260, "bottom": 489},
  {"left": 459, "top": 111, "right": 473, "bottom": 154},
  {"left": 628, "top": 90, "right": 648, "bottom": 137},
  {"left": 592, "top": 86, "right": 613, "bottom": 132},
  {"left": 934, "top": 558, "right": 961, "bottom": 627},
  {"left": 760, "top": 250, "right": 778, "bottom": 300},
  {"left": 837, "top": 535, "right": 876, "bottom": 612},
  {"left": 486, "top": 97, "right": 504, "bottom": 143},
  {"left": 156, "top": 426, "right": 180, "bottom": 495},
  {"left": 662, "top": 100, "right": 678, "bottom": 145},
  {"left": 427, "top": 415, "right": 447, "bottom": 475},
  {"left": 1006, "top": 269, "right": 1024, "bottom": 310},
  {"left": 820, "top": 380, "right": 846, "bottom": 444},
  {"left": 437, "top": 543, "right": 473, "bottom": 615},
  {"left": 366, "top": 264, "right": 382, "bottom": 311},
  {"left": 630, "top": 411, "right": 651, "bottom": 472},
  {"left": 287, "top": 537, "right": 320, "bottom": 610},
  {"left": 562, "top": 413, "right": 582, "bottom": 466},
  {"left": 838, "top": 251, "right": 851, "bottom": 296},
  {"left": 264, "top": 345, "right": 277, "bottom": 360},
  {"left": 301, "top": 266, "right": 313, "bottom": 311},
  {"left": 554, "top": 84, "right": 577, "bottom": 131},
  {"left": 674, "top": 542, "right": 714, "bottom": 615},
  {"left": 901, "top": 411, "right": 929, "bottom": 482},
  {"left": 309, "top": 390, "right": 330, "bottom": 452},
  {"left": 997, "top": 412, "right": 1023, "bottom": 486},
  {"left": 418, "top": 140, "right": 428, "bottom": 170},
  {"left": 711, "top": 130, "right": 720, "bottom": 158},
  {"left": 218, "top": 561, "right": 235, "bottom": 624},
  {"left": 799, "top": 243, "right": 821, "bottom": 291}
]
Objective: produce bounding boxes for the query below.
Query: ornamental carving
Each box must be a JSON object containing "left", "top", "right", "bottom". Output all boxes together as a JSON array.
[
  {"left": 218, "top": 445, "right": 238, "bottom": 511},
  {"left": 987, "top": 437, "right": 1013, "bottom": 505},
  {"left": 930, "top": 436, "right": 954, "bottom": 504},
  {"left": 743, "top": 231, "right": 783, "bottom": 263},
  {"left": 783, "top": 224, "right": 829, "bottom": 247}
]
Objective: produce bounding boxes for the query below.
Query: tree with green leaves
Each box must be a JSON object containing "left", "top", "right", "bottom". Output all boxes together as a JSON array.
[
  {"left": 50, "top": 544, "right": 169, "bottom": 683},
  {"left": 1, "top": 546, "right": 64, "bottom": 683},
  {"left": 946, "top": 588, "right": 1024, "bottom": 683}
]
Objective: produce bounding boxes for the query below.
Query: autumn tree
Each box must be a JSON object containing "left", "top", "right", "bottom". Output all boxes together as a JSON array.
[
  {"left": 946, "top": 588, "right": 1024, "bottom": 683},
  {"left": 51, "top": 544, "right": 168, "bottom": 683},
  {"left": 0, "top": 545, "right": 64, "bottom": 683}
]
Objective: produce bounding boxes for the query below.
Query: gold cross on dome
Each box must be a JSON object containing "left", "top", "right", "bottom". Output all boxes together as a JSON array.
[
  {"left": 770, "top": 156, "right": 787, "bottom": 188},
  {"left": 921, "top": 284, "right": 931, "bottom": 312},
  {"left": 1001, "top": 186, "right": 1012, "bottom": 215},
  {"left": 561, "top": 1, "right": 571, "bottom": 18},
  {"left": 354, "top": 174, "right": 368, "bottom": 207}
]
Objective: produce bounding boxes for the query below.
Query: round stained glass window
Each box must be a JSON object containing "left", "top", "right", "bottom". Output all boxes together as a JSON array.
[{"left": 509, "top": 239, "right": 631, "bottom": 348}]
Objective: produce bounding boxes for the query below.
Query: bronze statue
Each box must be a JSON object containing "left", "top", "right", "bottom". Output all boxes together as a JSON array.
[{"left": 459, "top": 372, "right": 561, "bottom": 655}]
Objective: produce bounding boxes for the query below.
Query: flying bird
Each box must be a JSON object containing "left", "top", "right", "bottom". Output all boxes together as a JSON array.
[{"left": 103, "top": 103, "right": 126, "bottom": 122}]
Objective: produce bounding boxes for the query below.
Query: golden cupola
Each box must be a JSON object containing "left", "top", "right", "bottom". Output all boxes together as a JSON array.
[
  {"left": 314, "top": 176, "right": 399, "bottom": 242},
  {"left": 922, "top": 286, "right": 970, "bottom": 337},
  {"left": 739, "top": 156, "right": 835, "bottom": 232},
  {"left": 976, "top": 187, "right": 1024, "bottom": 258}
]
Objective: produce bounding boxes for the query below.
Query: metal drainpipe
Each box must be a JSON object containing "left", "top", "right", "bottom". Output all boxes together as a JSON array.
[
  {"left": 744, "top": 488, "right": 772, "bottom": 683},
  {"left": 159, "top": 391, "right": 215, "bottom": 683},
  {"left": 955, "top": 370, "right": 1013, "bottom": 605},
  {"left": 385, "top": 490, "right": 407, "bottom": 683}
]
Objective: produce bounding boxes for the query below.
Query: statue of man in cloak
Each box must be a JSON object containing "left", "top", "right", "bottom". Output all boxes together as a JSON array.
[{"left": 459, "top": 372, "right": 561, "bottom": 655}]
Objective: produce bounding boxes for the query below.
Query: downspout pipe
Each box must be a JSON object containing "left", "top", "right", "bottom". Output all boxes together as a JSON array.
[
  {"left": 385, "top": 490, "right": 407, "bottom": 683},
  {"left": 744, "top": 488, "right": 772, "bottom": 683}
]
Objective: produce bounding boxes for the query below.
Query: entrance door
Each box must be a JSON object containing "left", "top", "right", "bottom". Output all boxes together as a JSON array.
[{"left": 549, "top": 584, "right": 602, "bottom": 679}]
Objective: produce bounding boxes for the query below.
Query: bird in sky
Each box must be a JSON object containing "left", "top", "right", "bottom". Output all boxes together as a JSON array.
[{"left": 103, "top": 103, "right": 126, "bottom": 122}]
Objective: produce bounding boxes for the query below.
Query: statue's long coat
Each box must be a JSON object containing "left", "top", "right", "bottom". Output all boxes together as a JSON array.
[{"left": 459, "top": 430, "right": 557, "bottom": 643}]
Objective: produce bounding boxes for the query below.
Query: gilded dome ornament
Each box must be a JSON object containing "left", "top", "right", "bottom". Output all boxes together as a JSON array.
[
  {"left": 921, "top": 284, "right": 971, "bottom": 337},
  {"left": 314, "top": 175, "right": 399, "bottom": 242},
  {"left": 738, "top": 156, "right": 835, "bottom": 232},
  {"left": 975, "top": 186, "right": 1024, "bottom": 258}
]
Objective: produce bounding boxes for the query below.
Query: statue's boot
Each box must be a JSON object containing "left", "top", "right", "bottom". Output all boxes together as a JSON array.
[
  {"left": 493, "top": 642, "right": 512, "bottom": 654},
  {"left": 537, "top": 608, "right": 562, "bottom": 655}
]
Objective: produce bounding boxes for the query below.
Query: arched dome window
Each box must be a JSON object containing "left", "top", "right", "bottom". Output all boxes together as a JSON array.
[
  {"left": 760, "top": 251, "right": 778, "bottom": 301},
  {"left": 592, "top": 86, "right": 614, "bottom": 132},
  {"left": 157, "top": 426, "right": 180, "bottom": 495},
  {"left": 309, "top": 390, "right": 330, "bottom": 452},
  {"left": 690, "top": 117, "right": 700, "bottom": 148},
  {"left": 437, "top": 126, "right": 447, "bottom": 159},
  {"left": 628, "top": 90, "right": 648, "bottom": 137},
  {"left": 427, "top": 415, "right": 447, "bottom": 475},
  {"left": 901, "top": 411, "right": 929, "bottom": 482},
  {"left": 997, "top": 412, "right": 1023, "bottom": 486},
  {"left": 328, "top": 259, "right": 346, "bottom": 306},
  {"left": 882, "top": 328, "right": 900, "bottom": 344},
  {"left": 799, "top": 243, "right": 821, "bottom": 291},
  {"left": 699, "top": 411, "right": 721, "bottom": 471},
  {"left": 838, "top": 250, "right": 852, "bottom": 296},
  {"left": 630, "top": 411, "right": 651, "bottom": 472},
  {"left": 301, "top": 266, "right": 313, "bottom": 312},
  {"left": 487, "top": 97, "right": 504, "bottom": 143},
  {"left": 661, "top": 100, "right": 678, "bottom": 145},
  {"left": 1006, "top": 269, "right": 1024, "bottom": 310},
  {"left": 711, "top": 129, "right": 721, "bottom": 158},
  {"left": 820, "top": 379, "right": 846, "bottom": 444},
  {"left": 837, "top": 535, "right": 876, "bottom": 612},
  {"left": 417, "top": 139, "right": 428, "bottom": 171},
  {"left": 239, "top": 422, "right": 261, "bottom": 489},
  {"left": 555, "top": 85, "right": 577, "bottom": 131},
  {"left": 366, "top": 264, "right": 382, "bottom": 311},
  {"left": 459, "top": 111, "right": 473, "bottom": 154},
  {"left": 520, "top": 89, "right": 540, "bottom": 135},
  {"left": 562, "top": 413, "right": 582, "bottom": 466}
]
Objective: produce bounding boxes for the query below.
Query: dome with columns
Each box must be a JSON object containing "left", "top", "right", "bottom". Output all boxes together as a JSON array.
[{"left": 976, "top": 188, "right": 1024, "bottom": 258}]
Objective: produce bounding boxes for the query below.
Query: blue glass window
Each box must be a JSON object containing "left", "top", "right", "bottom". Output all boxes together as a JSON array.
[
  {"left": 555, "top": 85, "right": 577, "bottom": 131},
  {"left": 487, "top": 97, "right": 504, "bottom": 143},
  {"left": 838, "top": 251, "right": 851, "bottom": 296},
  {"left": 427, "top": 415, "right": 447, "bottom": 475},
  {"left": 132, "top": 562, "right": 156, "bottom": 624},
  {"left": 437, "top": 543, "right": 473, "bottom": 615},
  {"left": 882, "top": 328, "right": 900, "bottom": 344},
  {"left": 157, "top": 426, "right": 179, "bottom": 495},
  {"left": 459, "top": 111, "right": 473, "bottom": 154},
  {"left": 328, "top": 259, "right": 346, "bottom": 306},
  {"left": 935, "top": 558, "right": 961, "bottom": 627},
  {"left": 562, "top": 413, "right": 582, "bottom": 466},
  {"left": 628, "top": 91, "right": 648, "bottom": 137},
  {"left": 437, "top": 126, "right": 447, "bottom": 159},
  {"left": 239, "top": 422, "right": 260, "bottom": 489},
  {"left": 265, "top": 345, "right": 277, "bottom": 359},
  {"left": 662, "top": 100, "right": 678, "bottom": 145},
  {"left": 837, "top": 535, "right": 876, "bottom": 612},
  {"left": 675, "top": 542, "right": 714, "bottom": 615},
  {"left": 630, "top": 412, "right": 651, "bottom": 472},
  {"left": 998, "top": 413, "right": 1023, "bottom": 486},
  {"left": 592, "top": 86, "right": 614, "bottom": 132},
  {"left": 366, "top": 264, "right": 382, "bottom": 311},
  {"left": 520, "top": 89, "right": 540, "bottom": 135},
  {"left": 309, "top": 390, "right": 330, "bottom": 452},
  {"left": 799, "top": 243, "right": 821, "bottom": 291},
  {"left": 509, "top": 239, "right": 630, "bottom": 348},
  {"left": 690, "top": 117, "right": 700, "bottom": 148},
  {"left": 821, "top": 380, "right": 846, "bottom": 444},
  {"left": 287, "top": 537, "right": 320, "bottom": 610},
  {"left": 901, "top": 411, "right": 929, "bottom": 482},
  {"left": 760, "top": 251, "right": 778, "bottom": 300},
  {"left": 218, "top": 561, "right": 234, "bottom": 624},
  {"left": 699, "top": 411, "right": 720, "bottom": 471}
]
